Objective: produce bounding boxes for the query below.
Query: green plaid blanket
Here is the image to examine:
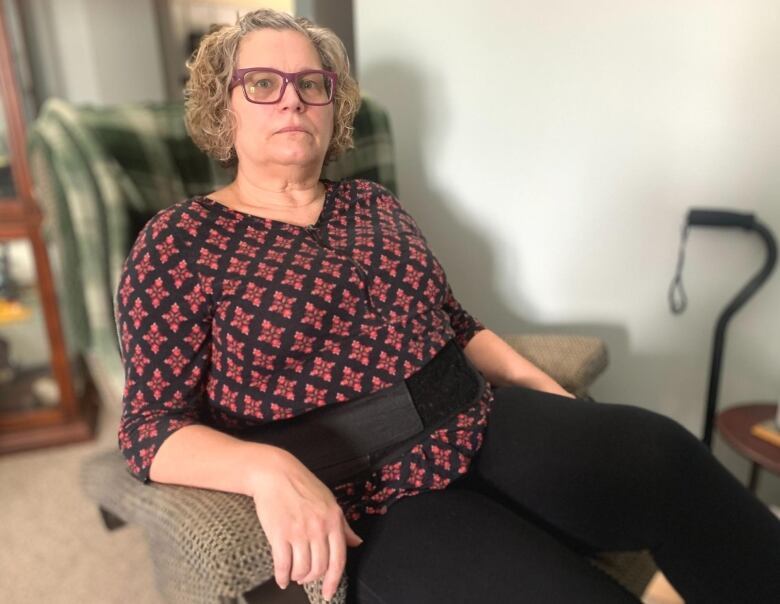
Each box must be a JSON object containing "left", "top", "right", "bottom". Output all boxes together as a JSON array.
[{"left": 26, "top": 95, "right": 397, "bottom": 382}]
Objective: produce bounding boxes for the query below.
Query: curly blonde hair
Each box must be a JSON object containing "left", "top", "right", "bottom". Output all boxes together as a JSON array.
[{"left": 184, "top": 9, "right": 360, "bottom": 168}]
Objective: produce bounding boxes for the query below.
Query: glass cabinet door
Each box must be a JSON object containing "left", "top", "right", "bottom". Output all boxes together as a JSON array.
[{"left": 0, "top": 238, "right": 59, "bottom": 416}]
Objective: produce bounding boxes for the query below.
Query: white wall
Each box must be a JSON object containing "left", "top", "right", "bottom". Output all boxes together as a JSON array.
[
  {"left": 24, "top": 0, "right": 166, "bottom": 105},
  {"left": 355, "top": 1, "right": 780, "bottom": 501}
]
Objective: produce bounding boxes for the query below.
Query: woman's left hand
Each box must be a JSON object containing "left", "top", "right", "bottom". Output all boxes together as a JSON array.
[
  {"left": 530, "top": 378, "right": 576, "bottom": 399},
  {"left": 464, "top": 331, "right": 576, "bottom": 399}
]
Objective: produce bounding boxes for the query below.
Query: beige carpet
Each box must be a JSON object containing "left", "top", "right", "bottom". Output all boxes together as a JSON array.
[{"left": 0, "top": 403, "right": 164, "bottom": 604}]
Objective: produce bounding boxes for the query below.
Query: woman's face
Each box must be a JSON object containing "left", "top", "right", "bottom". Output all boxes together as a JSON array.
[{"left": 230, "top": 29, "right": 335, "bottom": 173}]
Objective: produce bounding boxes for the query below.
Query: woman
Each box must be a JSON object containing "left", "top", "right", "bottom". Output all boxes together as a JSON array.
[{"left": 116, "top": 9, "right": 780, "bottom": 603}]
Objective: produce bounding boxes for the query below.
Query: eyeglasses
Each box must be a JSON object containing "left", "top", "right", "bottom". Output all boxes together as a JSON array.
[{"left": 229, "top": 67, "right": 337, "bottom": 106}]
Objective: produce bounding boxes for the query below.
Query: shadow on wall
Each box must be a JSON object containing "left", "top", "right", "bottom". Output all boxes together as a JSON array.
[
  {"left": 357, "top": 57, "right": 780, "bottom": 504},
  {"left": 357, "top": 56, "right": 780, "bottom": 438},
  {"left": 359, "top": 60, "right": 636, "bottom": 389}
]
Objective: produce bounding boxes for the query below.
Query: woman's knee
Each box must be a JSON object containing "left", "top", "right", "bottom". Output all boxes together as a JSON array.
[
  {"left": 618, "top": 406, "right": 705, "bottom": 487},
  {"left": 483, "top": 389, "right": 700, "bottom": 469}
]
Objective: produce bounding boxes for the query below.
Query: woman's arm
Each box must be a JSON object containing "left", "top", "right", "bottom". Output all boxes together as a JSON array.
[
  {"left": 148, "top": 424, "right": 283, "bottom": 495},
  {"left": 463, "top": 329, "right": 575, "bottom": 397},
  {"left": 376, "top": 188, "right": 573, "bottom": 399}
]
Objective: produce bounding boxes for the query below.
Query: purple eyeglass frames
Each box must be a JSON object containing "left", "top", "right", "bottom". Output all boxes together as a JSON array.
[{"left": 229, "top": 67, "right": 338, "bottom": 106}]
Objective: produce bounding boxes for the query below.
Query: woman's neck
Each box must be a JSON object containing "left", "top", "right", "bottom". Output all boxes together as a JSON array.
[
  {"left": 213, "top": 166, "right": 327, "bottom": 225},
  {"left": 231, "top": 178, "right": 322, "bottom": 209}
]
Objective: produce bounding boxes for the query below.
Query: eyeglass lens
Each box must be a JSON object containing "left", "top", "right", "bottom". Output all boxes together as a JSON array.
[{"left": 243, "top": 71, "right": 332, "bottom": 104}]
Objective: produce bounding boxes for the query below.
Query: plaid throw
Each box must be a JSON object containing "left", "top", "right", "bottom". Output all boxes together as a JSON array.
[{"left": 27, "top": 95, "right": 397, "bottom": 370}]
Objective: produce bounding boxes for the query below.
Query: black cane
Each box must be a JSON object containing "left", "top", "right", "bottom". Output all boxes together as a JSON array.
[{"left": 669, "top": 209, "right": 777, "bottom": 448}]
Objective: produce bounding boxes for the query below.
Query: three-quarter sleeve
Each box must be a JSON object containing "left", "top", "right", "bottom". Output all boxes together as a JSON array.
[
  {"left": 115, "top": 212, "right": 213, "bottom": 482},
  {"left": 441, "top": 283, "right": 485, "bottom": 348},
  {"left": 375, "top": 183, "right": 486, "bottom": 349}
]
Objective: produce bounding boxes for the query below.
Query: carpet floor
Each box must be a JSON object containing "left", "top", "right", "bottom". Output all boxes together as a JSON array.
[{"left": 0, "top": 402, "right": 164, "bottom": 603}]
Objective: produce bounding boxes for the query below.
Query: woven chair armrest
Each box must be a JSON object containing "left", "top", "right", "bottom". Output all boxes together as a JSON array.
[
  {"left": 80, "top": 449, "right": 347, "bottom": 604},
  {"left": 500, "top": 333, "right": 608, "bottom": 397}
]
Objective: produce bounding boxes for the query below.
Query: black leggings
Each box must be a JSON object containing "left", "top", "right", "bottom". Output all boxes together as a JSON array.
[{"left": 344, "top": 387, "right": 780, "bottom": 603}]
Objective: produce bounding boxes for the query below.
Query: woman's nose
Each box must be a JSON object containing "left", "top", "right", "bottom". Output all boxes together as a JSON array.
[{"left": 279, "top": 79, "right": 304, "bottom": 111}]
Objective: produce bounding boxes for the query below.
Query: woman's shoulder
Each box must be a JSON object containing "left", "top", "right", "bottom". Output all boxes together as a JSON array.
[
  {"left": 336, "top": 177, "right": 395, "bottom": 195},
  {"left": 127, "top": 197, "right": 216, "bottom": 257},
  {"left": 332, "top": 178, "right": 399, "bottom": 208},
  {"left": 142, "top": 197, "right": 217, "bottom": 234}
]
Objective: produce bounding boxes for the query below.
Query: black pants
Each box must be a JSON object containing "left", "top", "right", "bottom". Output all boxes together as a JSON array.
[{"left": 344, "top": 387, "right": 780, "bottom": 603}]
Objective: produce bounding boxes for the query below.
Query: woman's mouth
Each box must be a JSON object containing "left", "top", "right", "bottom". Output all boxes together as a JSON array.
[{"left": 276, "top": 126, "right": 308, "bottom": 134}]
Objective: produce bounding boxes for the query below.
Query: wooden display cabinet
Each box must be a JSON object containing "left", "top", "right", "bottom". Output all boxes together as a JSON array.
[{"left": 0, "top": 3, "right": 98, "bottom": 453}]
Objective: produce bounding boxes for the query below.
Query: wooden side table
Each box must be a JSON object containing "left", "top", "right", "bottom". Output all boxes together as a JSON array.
[{"left": 716, "top": 403, "right": 780, "bottom": 492}]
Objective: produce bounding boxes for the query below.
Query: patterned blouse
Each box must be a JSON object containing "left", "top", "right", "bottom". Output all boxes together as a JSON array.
[{"left": 116, "top": 179, "right": 493, "bottom": 521}]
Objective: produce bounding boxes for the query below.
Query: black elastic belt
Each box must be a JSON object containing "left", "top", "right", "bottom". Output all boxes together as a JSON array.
[{"left": 233, "top": 340, "right": 486, "bottom": 487}]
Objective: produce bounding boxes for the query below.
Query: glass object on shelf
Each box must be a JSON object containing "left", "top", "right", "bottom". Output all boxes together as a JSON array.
[{"left": 0, "top": 239, "right": 59, "bottom": 415}]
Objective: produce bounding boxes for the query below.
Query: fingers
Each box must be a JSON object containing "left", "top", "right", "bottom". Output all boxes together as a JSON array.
[
  {"left": 290, "top": 539, "right": 312, "bottom": 584},
  {"left": 272, "top": 539, "right": 293, "bottom": 590},
  {"left": 298, "top": 537, "right": 329, "bottom": 584},
  {"left": 321, "top": 527, "right": 347, "bottom": 601},
  {"left": 273, "top": 532, "right": 345, "bottom": 600},
  {"left": 344, "top": 517, "right": 364, "bottom": 547},
  {"left": 272, "top": 523, "right": 361, "bottom": 601}
]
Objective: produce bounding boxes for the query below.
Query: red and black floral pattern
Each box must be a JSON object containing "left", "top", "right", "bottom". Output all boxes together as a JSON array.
[{"left": 117, "top": 179, "right": 492, "bottom": 521}]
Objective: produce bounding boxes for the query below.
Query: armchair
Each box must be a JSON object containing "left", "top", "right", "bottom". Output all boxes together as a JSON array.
[{"left": 28, "top": 96, "right": 655, "bottom": 603}]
